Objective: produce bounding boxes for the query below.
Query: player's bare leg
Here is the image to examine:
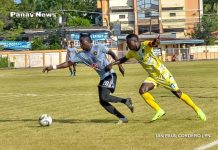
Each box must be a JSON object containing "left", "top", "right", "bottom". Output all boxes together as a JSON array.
[
  {"left": 72, "top": 63, "right": 76, "bottom": 76},
  {"left": 69, "top": 66, "right": 73, "bottom": 76}
]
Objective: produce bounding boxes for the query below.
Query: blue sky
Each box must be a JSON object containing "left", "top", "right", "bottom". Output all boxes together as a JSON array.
[{"left": 14, "top": 0, "right": 21, "bottom": 4}]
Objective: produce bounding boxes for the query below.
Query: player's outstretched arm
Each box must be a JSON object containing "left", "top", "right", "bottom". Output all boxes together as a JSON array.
[
  {"left": 107, "top": 50, "right": 126, "bottom": 76},
  {"left": 42, "top": 61, "right": 74, "bottom": 73},
  {"left": 150, "top": 35, "right": 160, "bottom": 47},
  {"left": 105, "top": 56, "right": 128, "bottom": 76}
]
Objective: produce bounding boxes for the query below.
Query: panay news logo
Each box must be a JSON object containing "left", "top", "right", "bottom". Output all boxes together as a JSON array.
[{"left": 10, "top": 12, "right": 57, "bottom": 18}]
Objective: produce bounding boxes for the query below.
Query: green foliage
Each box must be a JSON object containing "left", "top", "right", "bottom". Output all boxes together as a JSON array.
[
  {"left": 47, "top": 34, "right": 61, "bottom": 50},
  {"left": 12, "top": 0, "right": 97, "bottom": 29},
  {"left": 0, "top": 21, "right": 4, "bottom": 31},
  {"left": 0, "top": 57, "right": 8, "bottom": 68},
  {"left": 1, "top": 0, "right": 97, "bottom": 41},
  {"left": 0, "top": 0, "right": 17, "bottom": 30},
  {"left": 0, "top": 45, "right": 4, "bottom": 51},
  {"left": 3, "top": 26, "right": 24, "bottom": 41},
  {"left": 31, "top": 37, "right": 47, "bottom": 50},
  {"left": 204, "top": 0, "right": 218, "bottom": 13},
  {"left": 67, "top": 16, "right": 91, "bottom": 27},
  {"left": 192, "top": 15, "right": 218, "bottom": 45},
  {"left": 31, "top": 34, "right": 61, "bottom": 50}
]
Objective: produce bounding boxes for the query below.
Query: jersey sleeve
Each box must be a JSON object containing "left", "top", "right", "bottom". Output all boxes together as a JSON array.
[
  {"left": 125, "top": 50, "right": 134, "bottom": 59},
  {"left": 142, "top": 40, "right": 153, "bottom": 53},
  {"left": 142, "top": 41, "right": 151, "bottom": 47}
]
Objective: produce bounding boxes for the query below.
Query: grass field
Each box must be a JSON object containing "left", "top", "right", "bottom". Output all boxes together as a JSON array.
[{"left": 0, "top": 61, "right": 218, "bottom": 150}]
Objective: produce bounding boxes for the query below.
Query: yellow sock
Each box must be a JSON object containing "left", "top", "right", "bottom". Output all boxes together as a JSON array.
[
  {"left": 141, "top": 92, "right": 161, "bottom": 111},
  {"left": 180, "top": 93, "right": 199, "bottom": 112}
]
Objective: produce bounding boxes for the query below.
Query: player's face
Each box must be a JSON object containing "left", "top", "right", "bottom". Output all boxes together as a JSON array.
[
  {"left": 70, "top": 42, "right": 74, "bottom": 47},
  {"left": 127, "top": 38, "right": 140, "bottom": 51},
  {"left": 80, "top": 39, "right": 92, "bottom": 51}
]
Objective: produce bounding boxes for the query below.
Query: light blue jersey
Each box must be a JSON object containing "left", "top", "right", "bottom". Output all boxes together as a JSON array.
[
  {"left": 67, "top": 47, "right": 77, "bottom": 60},
  {"left": 70, "top": 44, "right": 115, "bottom": 80}
]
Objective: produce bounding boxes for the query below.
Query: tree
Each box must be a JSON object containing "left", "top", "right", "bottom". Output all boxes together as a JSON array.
[
  {"left": 66, "top": 16, "right": 91, "bottom": 27},
  {"left": 14, "top": 0, "right": 98, "bottom": 29},
  {"left": 31, "top": 37, "right": 47, "bottom": 50},
  {"left": 192, "top": 15, "right": 218, "bottom": 45},
  {"left": 3, "top": 26, "right": 24, "bottom": 41},
  {"left": 204, "top": 0, "right": 218, "bottom": 14},
  {"left": 0, "top": 0, "right": 17, "bottom": 31}
]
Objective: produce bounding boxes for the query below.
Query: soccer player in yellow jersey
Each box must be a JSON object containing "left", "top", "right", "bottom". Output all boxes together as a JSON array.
[{"left": 106, "top": 34, "right": 206, "bottom": 122}]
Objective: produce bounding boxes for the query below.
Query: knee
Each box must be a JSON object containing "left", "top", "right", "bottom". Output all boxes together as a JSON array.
[
  {"left": 99, "top": 93, "right": 109, "bottom": 102},
  {"left": 99, "top": 100, "right": 109, "bottom": 106},
  {"left": 174, "top": 90, "right": 182, "bottom": 98},
  {"left": 139, "top": 87, "right": 149, "bottom": 95}
]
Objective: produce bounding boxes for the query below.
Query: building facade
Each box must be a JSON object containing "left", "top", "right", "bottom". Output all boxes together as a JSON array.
[
  {"left": 160, "top": 0, "right": 203, "bottom": 38},
  {"left": 97, "top": 0, "right": 203, "bottom": 38},
  {"left": 97, "top": 0, "right": 135, "bottom": 34}
]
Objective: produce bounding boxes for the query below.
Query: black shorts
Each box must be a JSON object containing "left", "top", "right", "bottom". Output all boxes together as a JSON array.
[{"left": 98, "top": 73, "right": 117, "bottom": 93}]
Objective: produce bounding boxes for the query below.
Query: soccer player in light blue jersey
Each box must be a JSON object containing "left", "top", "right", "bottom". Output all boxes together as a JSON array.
[
  {"left": 66, "top": 40, "right": 77, "bottom": 76},
  {"left": 43, "top": 33, "right": 134, "bottom": 124}
]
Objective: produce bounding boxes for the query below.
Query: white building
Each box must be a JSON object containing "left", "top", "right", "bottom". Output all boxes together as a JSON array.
[{"left": 108, "top": 0, "right": 134, "bottom": 34}]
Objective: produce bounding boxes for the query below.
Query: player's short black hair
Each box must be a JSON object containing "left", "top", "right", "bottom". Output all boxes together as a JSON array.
[
  {"left": 79, "top": 33, "right": 92, "bottom": 43},
  {"left": 126, "top": 34, "right": 139, "bottom": 41}
]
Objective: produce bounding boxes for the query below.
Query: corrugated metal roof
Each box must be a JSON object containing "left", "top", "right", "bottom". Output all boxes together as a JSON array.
[{"left": 160, "top": 40, "right": 204, "bottom": 44}]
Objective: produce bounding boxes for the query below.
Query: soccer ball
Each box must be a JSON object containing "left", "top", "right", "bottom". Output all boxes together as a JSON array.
[{"left": 39, "top": 114, "right": 52, "bottom": 126}]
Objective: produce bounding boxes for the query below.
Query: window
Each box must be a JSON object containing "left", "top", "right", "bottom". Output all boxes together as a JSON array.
[
  {"left": 162, "top": 7, "right": 183, "bottom": 11},
  {"left": 164, "top": 28, "right": 184, "bottom": 32},
  {"left": 111, "top": 9, "right": 133, "bottom": 13},
  {"left": 170, "top": 13, "right": 176, "bottom": 17},
  {"left": 119, "top": 15, "right": 126, "bottom": 19}
]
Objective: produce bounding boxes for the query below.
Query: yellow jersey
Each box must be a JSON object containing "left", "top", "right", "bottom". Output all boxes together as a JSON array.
[{"left": 125, "top": 41, "right": 170, "bottom": 79}]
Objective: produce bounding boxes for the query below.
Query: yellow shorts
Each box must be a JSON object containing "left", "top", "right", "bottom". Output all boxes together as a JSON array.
[{"left": 144, "top": 72, "right": 179, "bottom": 91}]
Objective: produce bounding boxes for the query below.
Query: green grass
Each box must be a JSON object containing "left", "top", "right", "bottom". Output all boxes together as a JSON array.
[{"left": 0, "top": 61, "right": 218, "bottom": 150}]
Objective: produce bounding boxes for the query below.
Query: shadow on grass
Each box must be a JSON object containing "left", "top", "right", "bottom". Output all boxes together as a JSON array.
[
  {"left": 0, "top": 118, "right": 118, "bottom": 124},
  {"left": 0, "top": 119, "right": 36, "bottom": 122},
  {"left": 159, "top": 95, "right": 218, "bottom": 98},
  {"left": 0, "top": 118, "right": 200, "bottom": 126},
  {"left": 53, "top": 119, "right": 117, "bottom": 124}
]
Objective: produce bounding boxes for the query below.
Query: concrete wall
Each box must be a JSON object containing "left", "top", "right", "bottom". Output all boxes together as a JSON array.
[{"left": 0, "top": 50, "right": 119, "bottom": 68}]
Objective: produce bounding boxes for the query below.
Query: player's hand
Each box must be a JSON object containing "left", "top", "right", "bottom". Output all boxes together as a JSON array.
[
  {"left": 105, "top": 63, "right": 113, "bottom": 72},
  {"left": 118, "top": 64, "right": 125, "bottom": 77},
  {"left": 42, "top": 66, "right": 53, "bottom": 73},
  {"left": 152, "top": 35, "right": 160, "bottom": 47},
  {"left": 91, "top": 63, "right": 99, "bottom": 71}
]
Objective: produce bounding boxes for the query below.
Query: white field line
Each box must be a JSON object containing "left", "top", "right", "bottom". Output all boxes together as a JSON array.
[
  {"left": 0, "top": 92, "right": 135, "bottom": 97},
  {"left": 194, "top": 140, "right": 218, "bottom": 150}
]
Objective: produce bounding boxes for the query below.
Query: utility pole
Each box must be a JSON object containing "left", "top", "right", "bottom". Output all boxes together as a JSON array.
[
  {"left": 159, "top": 0, "right": 163, "bottom": 34},
  {"left": 133, "top": 0, "right": 138, "bottom": 34},
  {"left": 149, "top": 0, "right": 152, "bottom": 35}
]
